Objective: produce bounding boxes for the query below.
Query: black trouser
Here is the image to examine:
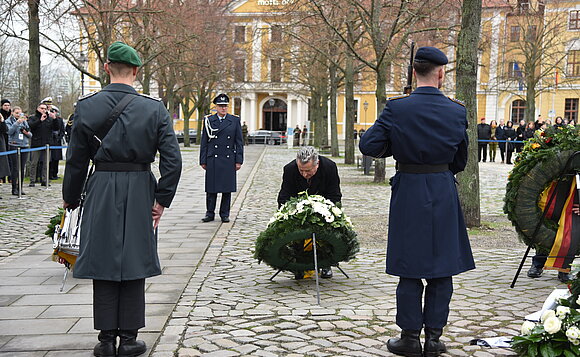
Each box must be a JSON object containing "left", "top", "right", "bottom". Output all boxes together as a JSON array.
[
  {"left": 93, "top": 279, "right": 145, "bottom": 330},
  {"left": 506, "top": 148, "right": 514, "bottom": 164},
  {"left": 206, "top": 192, "right": 231, "bottom": 219},
  {"left": 396, "top": 277, "right": 453, "bottom": 330},
  {"left": 8, "top": 145, "right": 27, "bottom": 191},
  {"left": 498, "top": 142, "right": 506, "bottom": 162},
  {"left": 478, "top": 143, "right": 487, "bottom": 162},
  {"left": 532, "top": 254, "right": 546, "bottom": 269},
  {"left": 49, "top": 159, "right": 59, "bottom": 178}
]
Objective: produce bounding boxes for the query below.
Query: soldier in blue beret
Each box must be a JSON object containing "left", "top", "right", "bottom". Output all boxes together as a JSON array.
[
  {"left": 200, "top": 93, "right": 244, "bottom": 223},
  {"left": 63, "top": 41, "right": 182, "bottom": 357},
  {"left": 360, "top": 46, "right": 474, "bottom": 357}
]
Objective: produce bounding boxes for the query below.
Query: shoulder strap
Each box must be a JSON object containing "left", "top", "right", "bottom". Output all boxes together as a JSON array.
[{"left": 93, "top": 94, "right": 137, "bottom": 143}]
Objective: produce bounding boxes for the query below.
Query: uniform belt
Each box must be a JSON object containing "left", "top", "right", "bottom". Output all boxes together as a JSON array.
[
  {"left": 397, "top": 163, "right": 449, "bottom": 174},
  {"left": 95, "top": 162, "right": 151, "bottom": 172}
]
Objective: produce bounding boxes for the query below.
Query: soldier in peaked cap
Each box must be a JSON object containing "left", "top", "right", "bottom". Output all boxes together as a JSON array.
[
  {"left": 200, "top": 93, "right": 244, "bottom": 223},
  {"left": 359, "top": 46, "right": 474, "bottom": 357},
  {"left": 63, "top": 41, "right": 182, "bottom": 357}
]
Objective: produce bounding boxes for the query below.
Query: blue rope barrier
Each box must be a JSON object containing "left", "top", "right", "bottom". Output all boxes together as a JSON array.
[{"left": 0, "top": 146, "right": 68, "bottom": 156}]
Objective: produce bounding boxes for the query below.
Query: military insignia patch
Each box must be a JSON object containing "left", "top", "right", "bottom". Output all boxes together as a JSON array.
[
  {"left": 78, "top": 91, "right": 99, "bottom": 101},
  {"left": 139, "top": 93, "right": 162, "bottom": 101},
  {"left": 448, "top": 97, "right": 465, "bottom": 106},
  {"left": 388, "top": 94, "right": 410, "bottom": 101}
]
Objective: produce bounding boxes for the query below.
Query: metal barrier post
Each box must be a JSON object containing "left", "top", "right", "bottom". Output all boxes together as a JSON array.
[
  {"left": 45, "top": 144, "right": 50, "bottom": 190},
  {"left": 17, "top": 148, "right": 23, "bottom": 199}
]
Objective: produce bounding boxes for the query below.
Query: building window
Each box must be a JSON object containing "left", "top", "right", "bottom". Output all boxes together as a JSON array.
[
  {"left": 567, "top": 50, "right": 580, "bottom": 76},
  {"left": 508, "top": 61, "right": 522, "bottom": 78},
  {"left": 234, "top": 26, "right": 246, "bottom": 43},
  {"left": 510, "top": 26, "right": 520, "bottom": 42},
  {"left": 511, "top": 99, "right": 526, "bottom": 123},
  {"left": 234, "top": 58, "right": 245, "bottom": 82},
  {"left": 570, "top": 10, "right": 580, "bottom": 30},
  {"left": 526, "top": 25, "right": 537, "bottom": 41},
  {"left": 234, "top": 98, "right": 242, "bottom": 116},
  {"left": 271, "top": 25, "right": 282, "bottom": 42},
  {"left": 271, "top": 59, "right": 281, "bottom": 82},
  {"left": 517, "top": 0, "right": 529, "bottom": 13},
  {"left": 565, "top": 98, "right": 579, "bottom": 123}
]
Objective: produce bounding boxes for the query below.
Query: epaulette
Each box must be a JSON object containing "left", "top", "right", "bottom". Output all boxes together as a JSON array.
[
  {"left": 448, "top": 97, "right": 465, "bottom": 107},
  {"left": 77, "top": 91, "right": 99, "bottom": 101},
  {"left": 387, "top": 94, "right": 410, "bottom": 101},
  {"left": 139, "top": 93, "right": 162, "bottom": 101}
]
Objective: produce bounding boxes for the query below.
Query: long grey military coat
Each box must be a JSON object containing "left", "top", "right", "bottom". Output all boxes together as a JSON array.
[{"left": 63, "top": 83, "right": 182, "bottom": 282}]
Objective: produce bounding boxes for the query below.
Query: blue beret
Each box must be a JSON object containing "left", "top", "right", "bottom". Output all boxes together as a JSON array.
[
  {"left": 213, "top": 94, "right": 230, "bottom": 105},
  {"left": 414, "top": 46, "right": 448, "bottom": 65},
  {"left": 107, "top": 41, "right": 142, "bottom": 67}
]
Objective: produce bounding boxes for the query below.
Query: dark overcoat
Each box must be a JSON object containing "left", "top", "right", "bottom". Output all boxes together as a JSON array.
[
  {"left": 359, "top": 86, "right": 475, "bottom": 279},
  {"left": 0, "top": 120, "right": 9, "bottom": 177},
  {"left": 63, "top": 83, "right": 182, "bottom": 282},
  {"left": 199, "top": 113, "right": 243, "bottom": 193},
  {"left": 50, "top": 116, "right": 65, "bottom": 161}
]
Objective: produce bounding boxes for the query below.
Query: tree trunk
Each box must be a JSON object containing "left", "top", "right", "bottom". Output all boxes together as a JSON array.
[
  {"left": 329, "top": 62, "right": 339, "bottom": 157},
  {"left": 344, "top": 52, "right": 355, "bottom": 165},
  {"left": 181, "top": 97, "right": 195, "bottom": 147},
  {"left": 320, "top": 79, "right": 329, "bottom": 147},
  {"left": 455, "top": 0, "right": 482, "bottom": 228},
  {"left": 311, "top": 89, "right": 322, "bottom": 147},
  {"left": 373, "top": 61, "right": 389, "bottom": 183},
  {"left": 525, "top": 82, "right": 536, "bottom": 122},
  {"left": 27, "top": 0, "right": 40, "bottom": 115}
]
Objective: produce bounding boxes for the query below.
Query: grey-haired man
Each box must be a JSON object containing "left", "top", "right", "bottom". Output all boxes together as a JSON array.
[{"left": 278, "top": 146, "right": 342, "bottom": 279}]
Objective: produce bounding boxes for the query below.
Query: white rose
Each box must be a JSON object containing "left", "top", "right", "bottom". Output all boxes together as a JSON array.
[
  {"left": 521, "top": 321, "right": 536, "bottom": 335},
  {"left": 556, "top": 306, "right": 571, "bottom": 319},
  {"left": 541, "top": 310, "right": 556, "bottom": 322},
  {"left": 566, "top": 326, "right": 580, "bottom": 340},
  {"left": 331, "top": 206, "right": 342, "bottom": 216},
  {"left": 543, "top": 316, "right": 562, "bottom": 334}
]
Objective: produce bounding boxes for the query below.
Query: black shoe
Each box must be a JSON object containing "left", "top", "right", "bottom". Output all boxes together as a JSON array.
[
  {"left": 41, "top": 181, "right": 50, "bottom": 187},
  {"left": 294, "top": 271, "right": 304, "bottom": 280},
  {"left": 201, "top": 216, "right": 214, "bottom": 222},
  {"left": 527, "top": 266, "right": 543, "bottom": 278},
  {"left": 320, "top": 267, "right": 333, "bottom": 279},
  {"left": 29, "top": 182, "right": 35, "bottom": 187},
  {"left": 221, "top": 216, "right": 230, "bottom": 223},
  {"left": 558, "top": 272, "right": 574, "bottom": 283},
  {"left": 387, "top": 329, "right": 422, "bottom": 357},
  {"left": 424, "top": 327, "right": 446, "bottom": 357},
  {"left": 118, "top": 329, "right": 146, "bottom": 357},
  {"left": 94, "top": 330, "right": 117, "bottom": 357},
  {"left": 12, "top": 189, "right": 18, "bottom": 196}
]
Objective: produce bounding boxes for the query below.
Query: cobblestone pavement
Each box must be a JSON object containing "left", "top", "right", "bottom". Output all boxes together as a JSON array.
[{"left": 149, "top": 147, "right": 561, "bottom": 357}]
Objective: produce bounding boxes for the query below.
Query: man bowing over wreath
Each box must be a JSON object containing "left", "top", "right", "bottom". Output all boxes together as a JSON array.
[
  {"left": 200, "top": 94, "right": 244, "bottom": 223},
  {"left": 359, "top": 46, "right": 475, "bottom": 357}
]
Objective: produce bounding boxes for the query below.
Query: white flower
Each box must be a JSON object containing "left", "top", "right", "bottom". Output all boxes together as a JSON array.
[
  {"left": 324, "top": 214, "right": 335, "bottom": 223},
  {"left": 543, "top": 316, "right": 562, "bottom": 334},
  {"left": 521, "top": 321, "right": 536, "bottom": 335},
  {"left": 541, "top": 309, "right": 556, "bottom": 322},
  {"left": 556, "top": 306, "right": 571, "bottom": 319},
  {"left": 331, "top": 206, "right": 342, "bottom": 216},
  {"left": 577, "top": 296, "right": 580, "bottom": 306},
  {"left": 566, "top": 326, "right": 580, "bottom": 341},
  {"left": 269, "top": 217, "right": 276, "bottom": 224},
  {"left": 345, "top": 216, "right": 352, "bottom": 226},
  {"left": 296, "top": 202, "right": 305, "bottom": 212},
  {"left": 572, "top": 338, "right": 580, "bottom": 346},
  {"left": 312, "top": 202, "right": 330, "bottom": 217}
]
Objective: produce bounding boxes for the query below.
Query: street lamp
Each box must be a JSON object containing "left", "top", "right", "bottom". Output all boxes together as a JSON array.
[
  {"left": 363, "top": 100, "right": 368, "bottom": 127},
  {"left": 77, "top": 52, "right": 89, "bottom": 95},
  {"left": 268, "top": 98, "right": 275, "bottom": 131},
  {"left": 56, "top": 95, "right": 62, "bottom": 104}
]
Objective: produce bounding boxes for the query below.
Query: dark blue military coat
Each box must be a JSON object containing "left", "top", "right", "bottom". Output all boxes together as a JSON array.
[
  {"left": 200, "top": 113, "right": 243, "bottom": 193},
  {"left": 359, "top": 86, "right": 475, "bottom": 279},
  {"left": 63, "top": 83, "right": 182, "bottom": 281}
]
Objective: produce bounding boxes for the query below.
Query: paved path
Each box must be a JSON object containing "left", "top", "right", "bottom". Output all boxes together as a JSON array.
[
  {"left": 0, "top": 145, "right": 264, "bottom": 356},
  {"left": 0, "top": 146, "right": 563, "bottom": 356}
]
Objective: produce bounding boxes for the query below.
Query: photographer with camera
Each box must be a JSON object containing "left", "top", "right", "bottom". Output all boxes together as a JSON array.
[
  {"left": 28, "top": 100, "right": 58, "bottom": 187},
  {"left": 49, "top": 106, "right": 65, "bottom": 180},
  {"left": 6, "top": 107, "right": 31, "bottom": 195}
]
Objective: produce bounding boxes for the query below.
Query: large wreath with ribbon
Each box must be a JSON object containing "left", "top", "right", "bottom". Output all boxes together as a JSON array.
[
  {"left": 504, "top": 124, "right": 580, "bottom": 269},
  {"left": 254, "top": 193, "right": 359, "bottom": 274}
]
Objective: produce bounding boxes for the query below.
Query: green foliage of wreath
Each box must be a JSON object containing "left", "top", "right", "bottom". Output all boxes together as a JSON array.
[
  {"left": 254, "top": 193, "right": 359, "bottom": 273},
  {"left": 504, "top": 125, "right": 580, "bottom": 252},
  {"left": 45, "top": 208, "right": 64, "bottom": 237}
]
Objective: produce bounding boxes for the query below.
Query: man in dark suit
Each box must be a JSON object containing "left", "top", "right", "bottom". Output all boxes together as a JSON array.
[
  {"left": 63, "top": 41, "right": 182, "bottom": 357},
  {"left": 278, "top": 146, "right": 341, "bottom": 279},
  {"left": 200, "top": 94, "right": 244, "bottom": 223},
  {"left": 496, "top": 119, "right": 506, "bottom": 163},
  {"left": 359, "top": 46, "right": 475, "bottom": 357},
  {"left": 477, "top": 117, "right": 491, "bottom": 162}
]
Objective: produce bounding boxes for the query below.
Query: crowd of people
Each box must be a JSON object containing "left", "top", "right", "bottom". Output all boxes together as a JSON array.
[
  {"left": 477, "top": 115, "right": 577, "bottom": 164},
  {"left": 0, "top": 97, "right": 67, "bottom": 198}
]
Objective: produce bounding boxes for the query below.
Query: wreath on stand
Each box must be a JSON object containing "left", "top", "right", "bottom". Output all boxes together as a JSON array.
[
  {"left": 254, "top": 193, "right": 359, "bottom": 275},
  {"left": 504, "top": 124, "right": 580, "bottom": 252}
]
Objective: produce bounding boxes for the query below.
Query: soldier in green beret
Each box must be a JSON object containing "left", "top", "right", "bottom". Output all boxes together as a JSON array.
[{"left": 63, "top": 41, "right": 182, "bottom": 357}]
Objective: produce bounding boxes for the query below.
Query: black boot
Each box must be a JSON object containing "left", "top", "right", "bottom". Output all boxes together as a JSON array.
[
  {"left": 93, "top": 330, "right": 117, "bottom": 357},
  {"left": 386, "top": 329, "right": 422, "bottom": 357},
  {"left": 424, "top": 327, "right": 446, "bottom": 357},
  {"left": 118, "top": 329, "right": 146, "bottom": 357}
]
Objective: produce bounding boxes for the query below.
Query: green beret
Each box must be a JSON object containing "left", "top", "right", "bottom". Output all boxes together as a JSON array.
[{"left": 107, "top": 41, "right": 142, "bottom": 67}]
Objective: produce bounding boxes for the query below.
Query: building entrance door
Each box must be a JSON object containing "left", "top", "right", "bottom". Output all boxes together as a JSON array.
[{"left": 263, "top": 98, "right": 287, "bottom": 132}]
